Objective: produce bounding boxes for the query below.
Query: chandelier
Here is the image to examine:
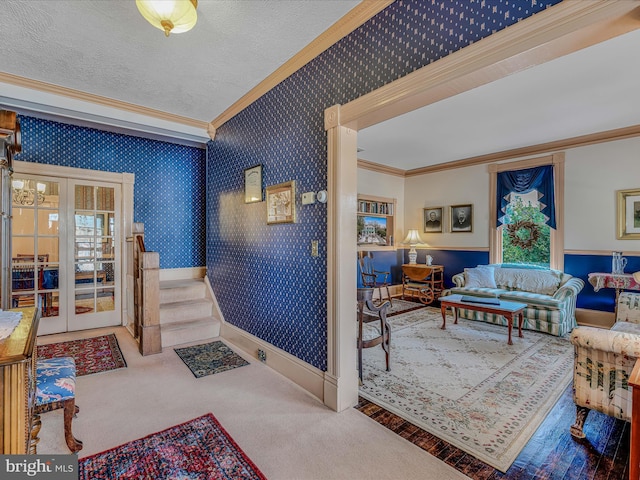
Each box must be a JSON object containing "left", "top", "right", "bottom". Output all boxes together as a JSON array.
[
  {"left": 12, "top": 179, "right": 45, "bottom": 206},
  {"left": 136, "top": 0, "right": 198, "bottom": 37}
]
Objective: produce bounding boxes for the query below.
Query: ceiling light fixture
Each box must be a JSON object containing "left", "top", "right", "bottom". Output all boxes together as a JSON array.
[{"left": 136, "top": 0, "right": 198, "bottom": 37}]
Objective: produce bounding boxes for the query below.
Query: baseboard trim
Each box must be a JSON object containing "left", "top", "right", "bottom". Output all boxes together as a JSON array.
[
  {"left": 159, "top": 267, "right": 206, "bottom": 281},
  {"left": 576, "top": 308, "right": 615, "bottom": 329},
  {"left": 221, "top": 323, "right": 325, "bottom": 404}
]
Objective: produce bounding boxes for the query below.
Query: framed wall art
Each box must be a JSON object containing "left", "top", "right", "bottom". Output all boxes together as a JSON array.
[
  {"left": 617, "top": 188, "right": 640, "bottom": 239},
  {"left": 266, "top": 180, "right": 296, "bottom": 224},
  {"left": 450, "top": 204, "right": 472, "bottom": 233},
  {"left": 423, "top": 206, "right": 443, "bottom": 233},
  {"left": 244, "top": 164, "right": 263, "bottom": 203}
]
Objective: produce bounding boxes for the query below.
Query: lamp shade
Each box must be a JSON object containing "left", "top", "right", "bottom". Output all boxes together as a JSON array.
[
  {"left": 136, "top": 0, "right": 198, "bottom": 37},
  {"left": 403, "top": 229, "right": 424, "bottom": 245}
]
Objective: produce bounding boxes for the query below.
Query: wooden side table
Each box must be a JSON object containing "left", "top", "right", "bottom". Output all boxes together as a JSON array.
[{"left": 401, "top": 264, "right": 444, "bottom": 305}]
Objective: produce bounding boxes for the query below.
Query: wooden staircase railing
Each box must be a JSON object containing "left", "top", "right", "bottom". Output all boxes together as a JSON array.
[
  {"left": 631, "top": 358, "right": 640, "bottom": 480},
  {"left": 132, "top": 223, "right": 161, "bottom": 356}
]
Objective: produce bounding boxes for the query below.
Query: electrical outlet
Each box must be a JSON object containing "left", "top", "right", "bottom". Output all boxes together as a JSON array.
[
  {"left": 311, "top": 240, "right": 319, "bottom": 257},
  {"left": 257, "top": 349, "right": 267, "bottom": 363}
]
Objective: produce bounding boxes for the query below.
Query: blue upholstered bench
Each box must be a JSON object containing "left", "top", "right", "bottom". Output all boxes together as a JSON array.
[{"left": 35, "top": 357, "right": 83, "bottom": 453}]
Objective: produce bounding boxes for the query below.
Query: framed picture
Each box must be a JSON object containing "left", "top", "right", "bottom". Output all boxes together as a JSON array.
[
  {"left": 357, "top": 215, "right": 388, "bottom": 245},
  {"left": 450, "top": 204, "right": 472, "bottom": 232},
  {"left": 617, "top": 188, "right": 640, "bottom": 239},
  {"left": 266, "top": 180, "right": 296, "bottom": 224},
  {"left": 423, "top": 206, "right": 443, "bottom": 233},
  {"left": 244, "top": 165, "right": 263, "bottom": 203}
]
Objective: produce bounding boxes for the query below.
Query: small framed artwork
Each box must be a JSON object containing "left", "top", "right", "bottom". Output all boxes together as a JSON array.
[
  {"left": 450, "top": 204, "right": 473, "bottom": 233},
  {"left": 423, "top": 207, "right": 443, "bottom": 233},
  {"left": 266, "top": 180, "right": 296, "bottom": 224},
  {"left": 244, "top": 165, "right": 263, "bottom": 203},
  {"left": 617, "top": 188, "right": 640, "bottom": 239}
]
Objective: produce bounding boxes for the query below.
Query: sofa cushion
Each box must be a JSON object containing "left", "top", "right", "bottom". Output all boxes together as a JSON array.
[
  {"left": 498, "top": 291, "right": 563, "bottom": 309},
  {"left": 611, "top": 321, "right": 640, "bottom": 335},
  {"left": 464, "top": 266, "right": 497, "bottom": 288},
  {"left": 448, "top": 287, "right": 509, "bottom": 297},
  {"left": 494, "top": 268, "right": 562, "bottom": 295}
]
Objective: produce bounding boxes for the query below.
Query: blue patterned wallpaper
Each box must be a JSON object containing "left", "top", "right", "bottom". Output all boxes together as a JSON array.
[
  {"left": 207, "top": 0, "right": 562, "bottom": 370},
  {"left": 15, "top": 116, "right": 206, "bottom": 269}
]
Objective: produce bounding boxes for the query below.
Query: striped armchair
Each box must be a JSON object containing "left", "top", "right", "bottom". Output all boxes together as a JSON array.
[{"left": 569, "top": 291, "right": 640, "bottom": 438}]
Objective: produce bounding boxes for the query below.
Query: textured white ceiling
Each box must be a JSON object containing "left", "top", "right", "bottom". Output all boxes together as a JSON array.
[{"left": 0, "top": 0, "right": 359, "bottom": 123}]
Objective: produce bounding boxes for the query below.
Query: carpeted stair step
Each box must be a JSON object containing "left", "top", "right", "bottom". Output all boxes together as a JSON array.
[
  {"left": 160, "top": 279, "right": 207, "bottom": 304},
  {"left": 160, "top": 298, "right": 214, "bottom": 325},
  {"left": 161, "top": 317, "right": 221, "bottom": 348}
]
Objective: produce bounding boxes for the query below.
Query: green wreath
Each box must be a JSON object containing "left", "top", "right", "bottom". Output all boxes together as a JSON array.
[{"left": 506, "top": 220, "right": 541, "bottom": 250}]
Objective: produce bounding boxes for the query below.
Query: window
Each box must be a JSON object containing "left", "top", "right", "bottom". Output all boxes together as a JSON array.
[
  {"left": 501, "top": 190, "right": 550, "bottom": 267},
  {"left": 489, "top": 153, "right": 565, "bottom": 270}
]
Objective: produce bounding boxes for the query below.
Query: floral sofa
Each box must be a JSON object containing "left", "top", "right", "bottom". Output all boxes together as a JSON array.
[
  {"left": 446, "top": 264, "right": 584, "bottom": 337},
  {"left": 569, "top": 291, "right": 640, "bottom": 438}
]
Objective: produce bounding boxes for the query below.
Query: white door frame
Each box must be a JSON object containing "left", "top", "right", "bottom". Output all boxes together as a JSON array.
[{"left": 13, "top": 161, "right": 134, "bottom": 330}]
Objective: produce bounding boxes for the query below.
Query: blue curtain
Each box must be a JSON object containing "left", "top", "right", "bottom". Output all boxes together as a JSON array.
[{"left": 496, "top": 165, "right": 556, "bottom": 228}]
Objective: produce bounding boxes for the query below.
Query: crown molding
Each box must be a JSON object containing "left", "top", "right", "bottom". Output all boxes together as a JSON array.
[
  {"left": 0, "top": 72, "right": 207, "bottom": 130},
  {"left": 357, "top": 158, "right": 405, "bottom": 177},
  {"left": 210, "top": 0, "right": 393, "bottom": 131},
  {"left": 405, "top": 124, "right": 640, "bottom": 177}
]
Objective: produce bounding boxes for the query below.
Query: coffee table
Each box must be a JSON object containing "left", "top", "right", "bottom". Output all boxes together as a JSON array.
[{"left": 438, "top": 294, "right": 527, "bottom": 345}]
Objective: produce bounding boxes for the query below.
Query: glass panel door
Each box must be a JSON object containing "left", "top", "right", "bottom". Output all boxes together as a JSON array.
[
  {"left": 11, "top": 177, "right": 66, "bottom": 334},
  {"left": 68, "top": 181, "right": 120, "bottom": 331}
]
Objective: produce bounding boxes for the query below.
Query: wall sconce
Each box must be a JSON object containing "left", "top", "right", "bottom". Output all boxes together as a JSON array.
[
  {"left": 136, "top": 0, "right": 198, "bottom": 37},
  {"left": 402, "top": 229, "right": 424, "bottom": 265}
]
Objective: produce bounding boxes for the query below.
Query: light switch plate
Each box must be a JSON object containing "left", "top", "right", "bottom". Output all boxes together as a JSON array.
[{"left": 302, "top": 192, "right": 316, "bottom": 204}]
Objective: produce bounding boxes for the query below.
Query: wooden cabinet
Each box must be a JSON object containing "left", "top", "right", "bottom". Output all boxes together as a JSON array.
[
  {"left": 401, "top": 264, "right": 444, "bottom": 304},
  {"left": 357, "top": 195, "right": 396, "bottom": 248},
  {"left": 0, "top": 308, "right": 40, "bottom": 453}
]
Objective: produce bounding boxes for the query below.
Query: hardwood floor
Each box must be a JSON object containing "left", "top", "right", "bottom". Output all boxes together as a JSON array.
[{"left": 356, "top": 385, "right": 630, "bottom": 479}]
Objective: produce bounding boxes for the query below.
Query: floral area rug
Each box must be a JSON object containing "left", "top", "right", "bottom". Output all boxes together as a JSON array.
[
  {"left": 37, "top": 333, "right": 126, "bottom": 376},
  {"left": 175, "top": 341, "right": 249, "bottom": 378},
  {"left": 359, "top": 307, "right": 573, "bottom": 472},
  {"left": 79, "top": 413, "right": 267, "bottom": 480}
]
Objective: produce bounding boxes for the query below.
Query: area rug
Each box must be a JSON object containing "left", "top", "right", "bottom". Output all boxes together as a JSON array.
[
  {"left": 175, "top": 340, "right": 249, "bottom": 378},
  {"left": 78, "top": 413, "right": 267, "bottom": 480},
  {"left": 37, "top": 333, "right": 126, "bottom": 376},
  {"left": 359, "top": 307, "right": 573, "bottom": 472},
  {"left": 365, "top": 298, "right": 427, "bottom": 317}
]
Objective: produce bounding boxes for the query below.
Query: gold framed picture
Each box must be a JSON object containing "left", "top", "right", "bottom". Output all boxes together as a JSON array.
[
  {"left": 450, "top": 204, "right": 472, "bottom": 233},
  {"left": 266, "top": 180, "right": 296, "bottom": 224},
  {"left": 617, "top": 188, "right": 640, "bottom": 239},
  {"left": 423, "top": 206, "right": 443, "bottom": 233}
]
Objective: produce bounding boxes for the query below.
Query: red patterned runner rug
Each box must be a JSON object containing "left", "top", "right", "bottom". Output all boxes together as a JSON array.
[
  {"left": 79, "top": 413, "right": 267, "bottom": 480},
  {"left": 37, "top": 333, "right": 127, "bottom": 376}
]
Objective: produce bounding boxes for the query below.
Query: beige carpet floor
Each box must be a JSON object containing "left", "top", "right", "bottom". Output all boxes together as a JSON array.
[{"left": 36, "top": 326, "right": 469, "bottom": 480}]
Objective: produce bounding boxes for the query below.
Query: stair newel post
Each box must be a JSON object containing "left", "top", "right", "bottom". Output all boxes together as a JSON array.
[{"left": 139, "top": 251, "right": 161, "bottom": 355}]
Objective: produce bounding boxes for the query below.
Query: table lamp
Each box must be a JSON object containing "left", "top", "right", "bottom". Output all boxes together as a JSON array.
[{"left": 403, "top": 229, "right": 424, "bottom": 264}]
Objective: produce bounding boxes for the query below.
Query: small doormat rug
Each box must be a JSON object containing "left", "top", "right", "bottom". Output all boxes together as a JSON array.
[
  {"left": 78, "top": 413, "right": 267, "bottom": 480},
  {"left": 175, "top": 340, "right": 249, "bottom": 378},
  {"left": 37, "top": 333, "right": 126, "bottom": 376},
  {"left": 359, "top": 307, "right": 573, "bottom": 472}
]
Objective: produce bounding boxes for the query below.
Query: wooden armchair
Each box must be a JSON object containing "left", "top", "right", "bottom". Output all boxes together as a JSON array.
[
  {"left": 358, "top": 251, "right": 393, "bottom": 306},
  {"left": 357, "top": 288, "right": 391, "bottom": 382}
]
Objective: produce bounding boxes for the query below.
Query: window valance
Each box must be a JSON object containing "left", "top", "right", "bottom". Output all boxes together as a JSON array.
[{"left": 496, "top": 165, "right": 555, "bottom": 229}]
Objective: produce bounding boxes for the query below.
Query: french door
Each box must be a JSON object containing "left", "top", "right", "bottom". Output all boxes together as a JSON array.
[{"left": 11, "top": 174, "right": 122, "bottom": 334}]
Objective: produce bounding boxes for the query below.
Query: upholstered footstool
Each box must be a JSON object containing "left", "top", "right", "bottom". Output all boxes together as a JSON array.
[{"left": 35, "top": 357, "right": 83, "bottom": 453}]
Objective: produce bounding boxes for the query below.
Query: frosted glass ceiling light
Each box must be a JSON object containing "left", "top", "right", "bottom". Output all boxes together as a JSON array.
[{"left": 136, "top": 0, "right": 198, "bottom": 37}]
